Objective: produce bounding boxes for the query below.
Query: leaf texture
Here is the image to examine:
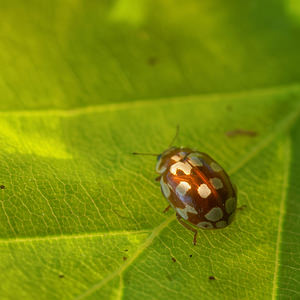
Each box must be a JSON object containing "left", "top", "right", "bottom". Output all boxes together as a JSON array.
[{"left": 0, "top": 1, "right": 300, "bottom": 299}]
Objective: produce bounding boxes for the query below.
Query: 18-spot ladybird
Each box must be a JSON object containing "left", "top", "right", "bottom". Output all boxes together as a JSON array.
[{"left": 133, "top": 128, "right": 237, "bottom": 245}]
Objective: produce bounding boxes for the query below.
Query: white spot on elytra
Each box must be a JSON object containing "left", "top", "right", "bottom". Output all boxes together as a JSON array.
[
  {"left": 197, "top": 184, "right": 211, "bottom": 198},
  {"left": 216, "top": 220, "right": 227, "bottom": 228},
  {"left": 205, "top": 207, "right": 223, "bottom": 222},
  {"left": 187, "top": 154, "right": 203, "bottom": 167},
  {"left": 160, "top": 177, "right": 170, "bottom": 198},
  {"left": 175, "top": 181, "right": 191, "bottom": 196},
  {"left": 210, "top": 162, "right": 222, "bottom": 172},
  {"left": 171, "top": 155, "right": 181, "bottom": 162},
  {"left": 156, "top": 158, "right": 167, "bottom": 173},
  {"left": 171, "top": 151, "right": 187, "bottom": 162},
  {"left": 225, "top": 197, "right": 236, "bottom": 214},
  {"left": 170, "top": 162, "right": 192, "bottom": 175},
  {"left": 176, "top": 205, "right": 198, "bottom": 220},
  {"left": 209, "top": 177, "right": 223, "bottom": 190},
  {"left": 197, "top": 221, "right": 213, "bottom": 229}
]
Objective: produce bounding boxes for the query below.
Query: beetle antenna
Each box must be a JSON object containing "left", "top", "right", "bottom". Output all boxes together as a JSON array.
[
  {"left": 132, "top": 125, "right": 180, "bottom": 157},
  {"left": 131, "top": 152, "right": 159, "bottom": 156},
  {"left": 168, "top": 125, "right": 180, "bottom": 147}
]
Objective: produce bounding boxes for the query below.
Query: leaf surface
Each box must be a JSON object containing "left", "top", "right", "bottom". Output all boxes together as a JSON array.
[
  {"left": 0, "top": 1, "right": 300, "bottom": 300},
  {"left": 0, "top": 88, "right": 300, "bottom": 299},
  {"left": 1, "top": 0, "right": 300, "bottom": 110}
]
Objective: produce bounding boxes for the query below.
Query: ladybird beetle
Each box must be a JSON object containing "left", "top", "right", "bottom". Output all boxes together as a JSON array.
[{"left": 133, "top": 128, "right": 237, "bottom": 245}]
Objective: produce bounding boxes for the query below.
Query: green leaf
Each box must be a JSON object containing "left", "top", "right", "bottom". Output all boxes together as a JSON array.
[
  {"left": 0, "top": 1, "right": 300, "bottom": 300},
  {"left": 1, "top": 0, "right": 300, "bottom": 110},
  {"left": 0, "top": 88, "right": 300, "bottom": 299}
]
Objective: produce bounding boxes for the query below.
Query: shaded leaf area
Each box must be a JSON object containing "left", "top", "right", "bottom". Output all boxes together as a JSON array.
[
  {"left": 278, "top": 117, "right": 300, "bottom": 299},
  {"left": 0, "top": 87, "right": 299, "bottom": 299},
  {"left": 0, "top": 0, "right": 300, "bottom": 110}
]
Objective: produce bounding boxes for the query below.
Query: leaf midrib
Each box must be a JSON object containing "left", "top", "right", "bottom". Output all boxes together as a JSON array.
[{"left": 0, "top": 83, "right": 299, "bottom": 116}]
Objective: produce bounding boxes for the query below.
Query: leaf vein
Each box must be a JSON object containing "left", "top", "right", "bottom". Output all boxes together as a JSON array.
[
  {"left": 0, "top": 84, "right": 299, "bottom": 116},
  {"left": 271, "top": 137, "right": 291, "bottom": 300},
  {"left": 0, "top": 230, "right": 151, "bottom": 244}
]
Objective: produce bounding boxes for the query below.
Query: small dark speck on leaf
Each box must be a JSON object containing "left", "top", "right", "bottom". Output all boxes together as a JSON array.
[
  {"left": 166, "top": 274, "right": 173, "bottom": 281},
  {"left": 171, "top": 257, "right": 176, "bottom": 263},
  {"left": 209, "top": 276, "right": 216, "bottom": 280},
  {"left": 226, "top": 129, "right": 258, "bottom": 137},
  {"left": 124, "top": 249, "right": 128, "bottom": 252},
  {"left": 0, "top": 185, "right": 5, "bottom": 189},
  {"left": 189, "top": 254, "right": 192, "bottom": 258},
  {"left": 123, "top": 256, "right": 127, "bottom": 261},
  {"left": 59, "top": 274, "right": 64, "bottom": 278},
  {"left": 113, "top": 209, "right": 129, "bottom": 219},
  {"left": 237, "top": 204, "right": 247, "bottom": 211},
  {"left": 124, "top": 273, "right": 131, "bottom": 285},
  {"left": 148, "top": 56, "right": 158, "bottom": 66}
]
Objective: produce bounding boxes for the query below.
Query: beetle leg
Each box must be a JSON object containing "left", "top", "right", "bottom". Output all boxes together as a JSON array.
[
  {"left": 176, "top": 213, "right": 198, "bottom": 245},
  {"left": 155, "top": 175, "right": 161, "bottom": 181},
  {"left": 163, "top": 205, "right": 171, "bottom": 213}
]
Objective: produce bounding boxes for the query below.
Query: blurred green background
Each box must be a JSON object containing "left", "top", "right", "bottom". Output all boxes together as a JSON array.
[{"left": 1, "top": 0, "right": 300, "bottom": 110}]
